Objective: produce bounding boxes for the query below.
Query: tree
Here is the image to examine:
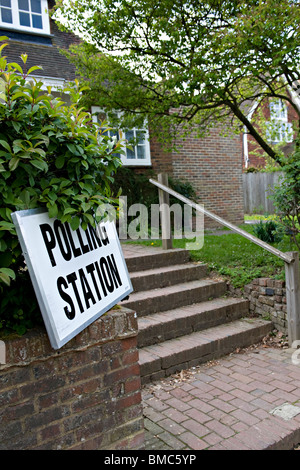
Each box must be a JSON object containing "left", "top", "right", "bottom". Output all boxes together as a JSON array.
[
  {"left": 54, "top": 0, "right": 300, "bottom": 164},
  {"left": 271, "top": 140, "right": 300, "bottom": 250},
  {"left": 0, "top": 40, "right": 122, "bottom": 334}
]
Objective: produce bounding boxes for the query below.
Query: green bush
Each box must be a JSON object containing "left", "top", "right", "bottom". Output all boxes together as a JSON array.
[
  {"left": 111, "top": 167, "right": 198, "bottom": 236},
  {"left": 111, "top": 167, "right": 158, "bottom": 208},
  {"left": 111, "top": 168, "right": 197, "bottom": 209},
  {"left": 253, "top": 220, "right": 283, "bottom": 244},
  {"left": 168, "top": 176, "right": 197, "bottom": 206},
  {"left": 0, "top": 40, "right": 122, "bottom": 335},
  {"left": 270, "top": 145, "right": 300, "bottom": 250}
]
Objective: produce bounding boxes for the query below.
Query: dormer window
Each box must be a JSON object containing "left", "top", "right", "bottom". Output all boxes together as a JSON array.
[
  {"left": 266, "top": 99, "right": 293, "bottom": 144},
  {"left": 0, "top": 0, "right": 50, "bottom": 35}
]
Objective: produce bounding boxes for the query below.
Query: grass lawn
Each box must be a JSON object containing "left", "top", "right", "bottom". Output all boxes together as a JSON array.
[{"left": 125, "top": 223, "right": 299, "bottom": 289}]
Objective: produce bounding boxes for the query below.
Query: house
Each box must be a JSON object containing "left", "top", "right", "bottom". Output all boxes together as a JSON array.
[
  {"left": 242, "top": 92, "right": 300, "bottom": 170},
  {"left": 1, "top": 0, "right": 245, "bottom": 228}
]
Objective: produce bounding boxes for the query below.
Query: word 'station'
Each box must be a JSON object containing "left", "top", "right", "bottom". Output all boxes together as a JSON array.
[
  {"left": 12, "top": 209, "right": 132, "bottom": 350},
  {"left": 40, "top": 220, "right": 122, "bottom": 319}
]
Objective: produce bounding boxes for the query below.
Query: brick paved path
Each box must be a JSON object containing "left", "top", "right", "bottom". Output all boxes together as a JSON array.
[{"left": 142, "top": 345, "right": 300, "bottom": 450}]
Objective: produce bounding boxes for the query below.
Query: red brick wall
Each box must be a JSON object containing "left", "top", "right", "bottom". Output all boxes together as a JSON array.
[
  {"left": 126, "top": 124, "right": 244, "bottom": 227},
  {"left": 171, "top": 126, "right": 244, "bottom": 227},
  {"left": 149, "top": 134, "right": 173, "bottom": 176},
  {"left": 0, "top": 307, "right": 144, "bottom": 450}
]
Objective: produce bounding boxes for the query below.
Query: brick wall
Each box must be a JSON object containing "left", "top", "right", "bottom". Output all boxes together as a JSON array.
[
  {"left": 171, "top": 126, "right": 244, "bottom": 227},
  {"left": 149, "top": 134, "right": 173, "bottom": 176},
  {"left": 243, "top": 278, "right": 287, "bottom": 333},
  {"left": 130, "top": 125, "right": 244, "bottom": 227},
  {"left": 0, "top": 307, "right": 144, "bottom": 450}
]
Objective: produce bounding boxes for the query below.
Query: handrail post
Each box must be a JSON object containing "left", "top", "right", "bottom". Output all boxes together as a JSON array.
[
  {"left": 158, "top": 173, "right": 173, "bottom": 250},
  {"left": 285, "top": 251, "right": 300, "bottom": 347}
]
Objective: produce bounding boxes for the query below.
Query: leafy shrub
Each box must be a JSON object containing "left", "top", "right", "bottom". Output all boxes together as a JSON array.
[
  {"left": 0, "top": 40, "right": 122, "bottom": 335},
  {"left": 168, "top": 176, "right": 197, "bottom": 206},
  {"left": 111, "top": 168, "right": 197, "bottom": 208},
  {"left": 253, "top": 220, "right": 283, "bottom": 244},
  {"left": 111, "top": 166, "right": 198, "bottom": 235},
  {"left": 111, "top": 167, "right": 158, "bottom": 208},
  {"left": 270, "top": 145, "right": 300, "bottom": 250},
  {"left": 244, "top": 166, "right": 259, "bottom": 173}
]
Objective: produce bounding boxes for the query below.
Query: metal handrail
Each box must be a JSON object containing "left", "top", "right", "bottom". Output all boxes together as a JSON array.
[
  {"left": 150, "top": 175, "right": 300, "bottom": 346},
  {"left": 150, "top": 178, "right": 294, "bottom": 264}
]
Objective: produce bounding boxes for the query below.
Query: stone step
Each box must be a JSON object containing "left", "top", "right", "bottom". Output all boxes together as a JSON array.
[
  {"left": 124, "top": 248, "right": 190, "bottom": 273},
  {"left": 139, "top": 318, "right": 273, "bottom": 384},
  {"left": 121, "top": 278, "right": 227, "bottom": 317},
  {"left": 137, "top": 297, "right": 250, "bottom": 347},
  {"left": 130, "top": 262, "right": 207, "bottom": 293}
]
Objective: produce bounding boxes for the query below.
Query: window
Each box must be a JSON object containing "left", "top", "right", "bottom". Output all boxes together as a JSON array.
[
  {"left": 0, "top": 0, "right": 50, "bottom": 35},
  {"left": 91, "top": 107, "right": 151, "bottom": 166},
  {"left": 266, "top": 99, "right": 293, "bottom": 144}
]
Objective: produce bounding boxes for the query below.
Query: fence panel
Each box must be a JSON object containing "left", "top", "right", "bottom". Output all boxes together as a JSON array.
[{"left": 243, "top": 171, "right": 284, "bottom": 214}]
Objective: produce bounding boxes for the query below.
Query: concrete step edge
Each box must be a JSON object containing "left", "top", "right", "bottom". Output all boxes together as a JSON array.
[
  {"left": 121, "top": 279, "right": 227, "bottom": 316},
  {"left": 124, "top": 248, "right": 191, "bottom": 272},
  {"left": 130, "top": 263, "right": 208, "bottom": 292},
  {"left": 137, "top": 297, "right": 250, "bottom": 347},
  {"left": 139, "top": 318, "right": 273, "bottom": 383}
]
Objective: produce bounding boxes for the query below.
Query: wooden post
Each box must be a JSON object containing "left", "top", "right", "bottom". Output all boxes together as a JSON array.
[
  {"left": 285, "top": 252, "right": 300, "bottom": 347},
  {"left": 158, "top": 173, "right": 173, "bottom": 250}
]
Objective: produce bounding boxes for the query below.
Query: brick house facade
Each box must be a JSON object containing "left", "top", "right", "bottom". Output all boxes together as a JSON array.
[
  {"left": 1, "top": 0, "right": 245, "bottom": 227},
  {"left": 242, "top": 95, "right": 299, "bottom": 170}
]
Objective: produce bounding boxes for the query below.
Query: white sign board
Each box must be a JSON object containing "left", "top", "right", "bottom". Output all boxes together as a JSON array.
[{"left": 12, "top": 208, "right": 133, "bottom": 349}]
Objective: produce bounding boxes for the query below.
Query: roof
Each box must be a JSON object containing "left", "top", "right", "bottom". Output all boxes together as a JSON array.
[{"left": 1, "top": 0, "right": 80, "bottom": 82}]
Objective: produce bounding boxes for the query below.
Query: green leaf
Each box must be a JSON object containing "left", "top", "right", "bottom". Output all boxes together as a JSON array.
[
  {"left": 21, "top": 53, "right": 28, "bottom": 64},
  {"left": 70, "top": 216, "right": 80, "bottom": 231},
  {"left": 83, "top": 213, "right": 95, "bottom": 225},
  {"left": 63, "top": 207, "right": 77, "bottom": 215},
  {"left": 0, "top": 140, "right": 11, "bottom": 152},
  {"left": 11, "top": 91, "right": 29, "bottom": 100},
  {"left": 0, "top": 221, "right": 15, "bottom": 231},
  {"left": 10, "top": 62, "right": 24, "bottom": 74},
  {"left": 8, "top": 157, "right": 20, "bottom": 171},
  {"left": 66, "top": 143, "right": 76, "bottom": 154},
  {"left": 11, "top": 121, "right": 22, "bottom": 133},
  {"left": 55, "top": 155, "right": 65, "bottom": 169},
  {"left": 27, "top": 65, "right": 43, "bottom": 75},
  {"left": 0, "top": 268, "right": 15, "bottom": 280},
  {"left": 31, "top": 160, "right": 48, "bottom": 172},
  {"left": 47, "top": 203, "right": 58, "bottom": 219},
  {"left": 0, "top": 271, "right": 11, "bottom": 286}
]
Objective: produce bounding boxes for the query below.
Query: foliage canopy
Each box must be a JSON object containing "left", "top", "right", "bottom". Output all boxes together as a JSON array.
[{"left": 55, "top": 0, "right": 300, "bottom": 164}]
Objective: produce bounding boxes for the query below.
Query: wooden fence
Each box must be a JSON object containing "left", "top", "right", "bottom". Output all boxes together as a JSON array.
[{"left": 243, "top": 171, "right": 284, "bottom": 214}]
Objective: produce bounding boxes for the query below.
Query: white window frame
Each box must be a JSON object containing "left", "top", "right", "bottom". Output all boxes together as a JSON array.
[
  {"left": 91, "top": 106, "right": 151, "bottom": 166},
  {"left": 266, "top": 99, "right": 293, "bottom": 144},
  {"left": 0, "top": 0, "right": 50, "bottom": 35}
]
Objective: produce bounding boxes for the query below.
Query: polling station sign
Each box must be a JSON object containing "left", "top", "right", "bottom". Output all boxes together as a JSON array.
[{"left": 11, "top": 208, "right": 133, "bottom": 349}]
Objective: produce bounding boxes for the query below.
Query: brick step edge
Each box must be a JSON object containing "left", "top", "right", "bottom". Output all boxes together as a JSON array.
[
  {"left": 124, "top": 248, "right": 190, "bottom": 273},
  {"left": 137, "top": 297, "right": 250, "bottom": 347},
  {"left": 130, "top": 263, "right": 207, "bottom": 293},
  {"left": 121, "top": 279, "right": 227, "bottom": 317},
  {"left": 139, "top": 318, "right": 273, "bottom": 384}
]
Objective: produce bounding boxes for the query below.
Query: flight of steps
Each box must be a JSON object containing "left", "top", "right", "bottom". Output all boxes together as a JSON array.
[{"left": 121, "top": 247, "right": 273, "bottom": 384}]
